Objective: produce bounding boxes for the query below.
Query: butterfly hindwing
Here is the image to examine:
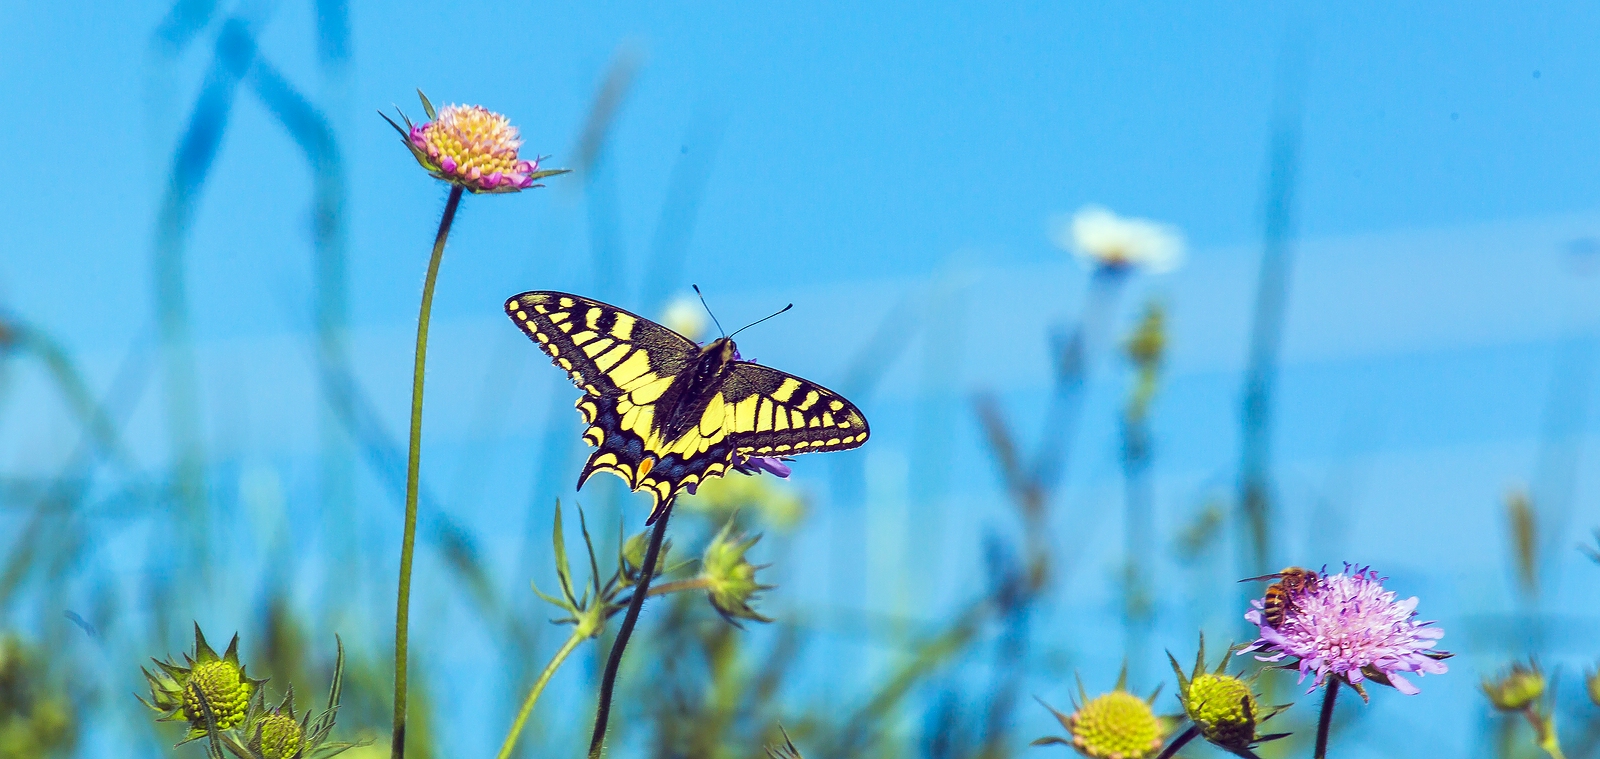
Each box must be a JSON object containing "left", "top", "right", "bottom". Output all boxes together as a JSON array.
[{"left": 506, "top": 290, "right": 870, "bottom": 520}]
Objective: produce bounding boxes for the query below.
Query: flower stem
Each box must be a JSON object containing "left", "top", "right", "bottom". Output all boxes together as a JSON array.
[
  {"left": 391, "top": 184, "right": 463, "bottom": 759},
  {"left": 588, "top": 499, "right": 675, "bottom": 759},
  {"left": 1523, "top": 707, "right": 1567, "bottom": 759},
  {"left": 1155, "top": 725, "right": 1199, "bottom": 759},
  {"left": 644, "top": 577, "right": 710, "bottom": 598},
  {"left": 494, "top": 627, "right": 586, "bottom": 759},
  {"left": 1313, "top": 678, "right": 1340, "bottom": 759}
]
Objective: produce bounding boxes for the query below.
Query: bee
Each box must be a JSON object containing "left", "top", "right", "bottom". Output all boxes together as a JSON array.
[{"left": 1239, "top": 566, "right": 1320, "bottom": 628}]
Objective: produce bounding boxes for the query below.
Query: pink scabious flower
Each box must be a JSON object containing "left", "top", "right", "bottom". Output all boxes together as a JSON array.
[
  {"left": 1241, "top": 564, "right": 1450, "bottom": 697},
  {"left": 383, "top": 92, "right": 565, "bottom": 193}
]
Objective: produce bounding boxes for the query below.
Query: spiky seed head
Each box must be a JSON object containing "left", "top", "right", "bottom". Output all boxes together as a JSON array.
[{"left": 1483, "top": 660, "right": 1545, "bottom": 712}]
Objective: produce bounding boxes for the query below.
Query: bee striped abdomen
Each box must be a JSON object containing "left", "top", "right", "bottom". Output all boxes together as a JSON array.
[{"left": 1243, "top": 566, "right": 1321, "bottom": 628}]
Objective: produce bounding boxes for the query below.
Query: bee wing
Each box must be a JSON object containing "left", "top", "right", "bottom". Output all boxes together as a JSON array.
[{"left": 1237, "top": 573, "right": 1284, "bottom": 583}]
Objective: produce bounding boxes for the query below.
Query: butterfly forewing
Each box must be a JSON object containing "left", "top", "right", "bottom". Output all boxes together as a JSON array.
[
  {"left": 506, "top": 291, "right": 698, "bottom": 397},
  {"left": 505, "top": 290, "right": 869, "bottom": 520}
]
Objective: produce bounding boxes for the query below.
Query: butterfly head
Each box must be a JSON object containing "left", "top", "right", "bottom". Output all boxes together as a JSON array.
[{"left": 699, "top": 337, "right": 741, "bottom": 376}]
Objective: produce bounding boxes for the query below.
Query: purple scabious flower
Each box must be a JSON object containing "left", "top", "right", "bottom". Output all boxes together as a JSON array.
[
  {"left": 384, "top": 94, "right": 568, "bottom": 194},
  {"left": 407, "top": 104, "right": 540, "bottom": 193},
  {"left": 734, "top": 456, "right": 791, "bottom": 478},
  {"left": 1241, "top": 564, "right": 1450, "bottom": 696}
]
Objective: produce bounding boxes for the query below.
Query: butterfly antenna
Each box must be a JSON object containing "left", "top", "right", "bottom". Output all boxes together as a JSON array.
[
  {"left": 729, "top": 303, "right": 794, "bottom": 339},
  {"left": 692, "top": 284, "right": 728, "bottom": 338}
]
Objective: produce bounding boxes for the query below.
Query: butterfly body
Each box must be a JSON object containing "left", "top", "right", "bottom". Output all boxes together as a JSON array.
[
  {"left": 506, "top": 291, "right": 869, "bottom": 520},
  {"left": 659, "top": 337, "right": 739, "bottom": 441}
]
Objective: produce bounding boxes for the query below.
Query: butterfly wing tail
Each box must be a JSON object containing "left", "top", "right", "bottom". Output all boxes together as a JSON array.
[
  {"left": 576, "top": 453, "right": 604, "bottom": 492},
  {"left": 576, "top": 451, "right": 641, "bottom": 491}
]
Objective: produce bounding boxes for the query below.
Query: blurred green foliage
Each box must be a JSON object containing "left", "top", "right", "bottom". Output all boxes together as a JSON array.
[{"left": 0, "top": 636, "right": 75, "bottom": 758}]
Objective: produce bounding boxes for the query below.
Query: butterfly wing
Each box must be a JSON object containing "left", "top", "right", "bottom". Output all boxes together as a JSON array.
[
  {"left": 505, "top": 291, "right": 698, "bottom": 397},
  {"left": 506, "top": 291, "right": 705, "bottom": 508},
  {"left": 718, "top": 363, "right": 870, "bottom": 456},
  {"left": 614, "top": 362, "right": 870, "bottom": 516}
]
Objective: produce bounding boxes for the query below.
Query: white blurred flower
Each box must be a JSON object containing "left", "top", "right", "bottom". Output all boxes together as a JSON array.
[
  {"left": 1054, "top": 205, "right": 1185, "bottom": 274},
  {"left": 662, "top": 294, "right": 709, "bottom": 341}
]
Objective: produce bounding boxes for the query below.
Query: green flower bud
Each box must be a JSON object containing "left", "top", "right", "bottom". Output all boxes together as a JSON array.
[
  {"left": 1167, "top": 633, "right": 1290, "bottom": 755},
  {"left": 1587, "top": 666, "right": 1600, "bottom": 708},
  {"left": 138, "top": 624, "right": 267, "bottom": 744},
  {"left": 246, "top": 637, "right": 356, "bottom": 759},
  {"left": 252, "top": 712, "right": 305, "bottom": 759},
  {"left": 1482, "top": 660, "right": 1544, "bottom": 712},
  {"left": 700, "top": 521, "right": 773, "bottom": 626},
  {"left": 1185, "top": 674, "right": 1257, "bottom": 750}
]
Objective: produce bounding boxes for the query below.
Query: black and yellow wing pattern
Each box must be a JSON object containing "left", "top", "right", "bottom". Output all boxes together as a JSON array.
[{"left": 506, "top": 291, "right": 869, "bottom": 519}]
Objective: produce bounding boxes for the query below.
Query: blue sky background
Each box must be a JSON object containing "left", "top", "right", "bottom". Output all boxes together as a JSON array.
[{"left": 5, "top": 1, "right": 1600, "bottom": 757}]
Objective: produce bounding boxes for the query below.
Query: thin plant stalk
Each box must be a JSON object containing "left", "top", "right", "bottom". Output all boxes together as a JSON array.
[
  {"left": 1155, "top": 726, "right": 1199, "bottom": 759},
  {"left": 495, "top": 627, "right": 586, "bottom": 759},
  {"left": 1237, "top": 47, "right": 1304, "bottom": 634},
  {"left": 1121, "top": 414, "right": 1154, "bottom": 682},
  {"left": 1521, "top": 706, "right": 1568, "bottom": 759},
  {"left": 1313, "top": 678, "right": 1339, "bottom": 759},
  {"left": 646, "top": 578, "right": 710, "bottom": 597},
  {"left": 392, "top": 184, "right": 464, "bottom": 759},
  {"left": 588, "top": 499, "right": 675, "bottom": 759},
  {"left": 495, "top": 568, "right": 716, "bottom": 759}
]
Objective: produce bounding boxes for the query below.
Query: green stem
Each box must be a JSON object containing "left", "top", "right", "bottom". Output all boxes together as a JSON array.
[
  {"left": 391, "top": 184, "right": 464, "bottom": 759},
  {"left": 1524, "top": 706, "right": 1567, "bottom": 759},
  {"left": 644, "top": 577, "right": 710, "bottom": 598},
  {"left": 494, "top": 628, "right": 586, "bottom": 759},
  {"left": 1155, "top": 725, "right": 1199, "bottom": 759},
  {"left": 1313, "top": 678, "right": 1339, "bottom": 759},
  {"left": 588, "top": 499, "right": 675, "bottom": 759}
]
